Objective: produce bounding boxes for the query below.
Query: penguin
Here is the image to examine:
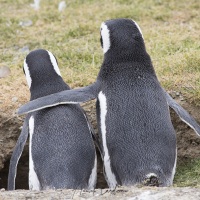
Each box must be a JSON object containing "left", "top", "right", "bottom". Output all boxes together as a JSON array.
[
  {"left": 8, "top": 49, "right": 97, "bottom": 190},
  {"left": 17, "top": 19, "right": 200, "bottom": 189}
]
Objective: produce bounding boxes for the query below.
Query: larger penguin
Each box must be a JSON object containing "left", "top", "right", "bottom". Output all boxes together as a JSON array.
[
  {"left": 17, "top": 19, "right": 200, "bottom": 189},
  {"left": 8, "top": 49, "right": 97, "bottom": 190}
]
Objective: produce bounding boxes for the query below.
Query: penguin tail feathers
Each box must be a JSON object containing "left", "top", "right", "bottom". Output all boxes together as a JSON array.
[{"left": 143, "top": 173, "right": 159, "bottom": 187}]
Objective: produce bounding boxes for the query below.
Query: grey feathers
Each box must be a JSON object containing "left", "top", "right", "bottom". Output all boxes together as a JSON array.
[
  {"left": 164, "top": 90, "right": 200, "bottom": 136},
  {"left": 8, "top": 118, "right": 29, "bottom": 190},
  {"left": 8, "top": 49, "right": 97, "bottom": 190},
  {"left": 17, "top": 81, "right": 101, "bottom": 115}
]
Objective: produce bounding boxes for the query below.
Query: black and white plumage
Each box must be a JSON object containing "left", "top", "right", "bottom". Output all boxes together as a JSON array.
[
  {"left": 8, "top": 49, "right": 97, "bottom": 190},
  {"left": 17, "top": 19, "right": 200, "bottom": 189}
]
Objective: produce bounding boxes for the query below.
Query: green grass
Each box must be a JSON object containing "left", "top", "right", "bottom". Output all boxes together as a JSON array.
[
  {"left": 0, "top": 0, "right": 200, "bottom": 187},
  {"left": 0, "top": 0, "right": 199, "bottom": 92},
  {"left": 174, "top": 159, "right": 200, "bottom": 187}
]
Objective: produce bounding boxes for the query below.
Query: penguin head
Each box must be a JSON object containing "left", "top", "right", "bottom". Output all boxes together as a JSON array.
[
  {"left": 24, "top": 49, "right": 69, "bottom": 100},
  {"left": 100, "top": 18, "right": 146, "bottom": 61}
]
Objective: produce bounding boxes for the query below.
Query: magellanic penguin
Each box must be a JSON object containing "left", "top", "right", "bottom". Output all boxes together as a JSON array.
[
  {"left": 17, "top": 19, "right": 200, "bottom": 189},
  {"left": 8, "top": 49, "right": 97, "bottom": 190}
]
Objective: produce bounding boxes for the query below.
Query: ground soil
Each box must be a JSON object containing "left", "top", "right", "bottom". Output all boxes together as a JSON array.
[
  {"left": 0, "top": 91, "right": 200, "bottom": 191},
  {"left": 1, "top": 186, "right": 200, "bottom": 200}
]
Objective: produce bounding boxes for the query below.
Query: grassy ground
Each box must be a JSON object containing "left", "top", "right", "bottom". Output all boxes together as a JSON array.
[
  {"left": 174, "top": 159, "right": 200, "bottom": 187},
  {"left": 0, "top": 0, "right": 200, "bottom": 187},
  {"left": 1, "top": 0, "right": 200, "bottom": 96}
]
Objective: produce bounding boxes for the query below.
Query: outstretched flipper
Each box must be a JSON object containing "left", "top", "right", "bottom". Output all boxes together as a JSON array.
[
  {"left": 18, "top": 81, "right": 101, "bottom": 115},
  {"left": 8, "top": 118, "right": 29, "bottom": 190},
  {"left": 164, "top": 89, "right": 200, "bottom": 136}
]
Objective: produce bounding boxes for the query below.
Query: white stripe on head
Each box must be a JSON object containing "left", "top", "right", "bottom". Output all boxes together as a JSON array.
[
  {"left": 132, "top": 20, "right": 144, "bottom": 39},
  {"left": 100, "top": 22, "right": 111, "bottom": 54},
  {"left": 47, "top": 50, "right": 61, "bottom": 76},
  {"left": 24, "top": 59, "right": 32, "bottom": 88}
]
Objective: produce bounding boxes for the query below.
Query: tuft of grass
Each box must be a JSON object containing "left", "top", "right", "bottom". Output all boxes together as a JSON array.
[{"left": 174, "top": 159, "right": 200, "bottom": 187}]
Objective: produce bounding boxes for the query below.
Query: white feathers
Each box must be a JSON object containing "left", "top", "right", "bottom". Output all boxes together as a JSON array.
[
  {"left": 47, "top": 50, "right": 61, "bottom": 76},
  {"left": 23, "top": 50, "right": 61, "bottom": 89},
  {"left": 24, "top": 59, "right": 32, "bottom": 88},
  {"left": 29, "top": 116, "right": 40, "bottom": 190},
  {"left": 83, "top": 113, "right": 97, "bottom": 189},
  {"left": 30, "top": 0, "right": 40, "bottom": 10},
  {"left": 171, "top": 149, "right": 177, "bottom": 183},
  {"left": 58, "top": 1, "right": 66, "bottom": 12},
  {"left": 98, "top": 91, "right": 117, "bottom": 190},
  {"left": 146, "top": 173, "right": 157, "bottom": 179},
  {"left": 88, "top": 153, "right": 97, "bottom": 190},
  {"left": 132, "top": 20, "right": 144, "bottom": 38},
  {"left": 13, "top": 137, "right": 24, "bottom": 190},
  {"left": 100, "top": 20, "right": 143, "bottom": 54},
  {"left": 31, "top": 1, "right": 67, "bottom": 12},
  {"left": 100, "top": 23, "right": 111, "bottom": 54}
]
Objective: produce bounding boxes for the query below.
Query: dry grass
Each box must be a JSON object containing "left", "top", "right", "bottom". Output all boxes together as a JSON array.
[{"left": 0, "top": 0, "right": 200, "bottom": 187}]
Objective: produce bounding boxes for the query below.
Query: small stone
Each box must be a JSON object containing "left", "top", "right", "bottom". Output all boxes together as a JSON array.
[
  {"left": 12, "top": 97, "right": 18, "bottom": 103},
  {"left": 58, "top": 1, "right": 66, "bottom": 12},
  {"left": 30, "top": 0, "right": 40, "bottom": 10},
  {"left": 19, "top": 20, "right": 33, "bottom": 27},
  {"left": 6, "top": 21, "right": 11, "bottom": 27},
  {"left": 19, "top": 46, "right": 30, "bottom": 53},
  {"left": 0, "top": 66, "right": 11, "bottom": 78},
  {"left": 170, "top": 91, "right": 176, "bottom": 99},
  {"left": 0, "top": 188, "right": 5, "bottom": 191}
]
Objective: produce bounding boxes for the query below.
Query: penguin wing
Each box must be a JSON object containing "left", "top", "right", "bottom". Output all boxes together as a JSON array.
[
  {"left": 7, "top": 118, "right": 29, "bottom": 190},
  {"left": 17, "top": 81, "right": 101, "bottom": 115},
  {"left": 164, "top": 90, "right": 200, "bottom": 136},
  {"left": 82, "top": 108, "right": 103, "bottom": 158}
]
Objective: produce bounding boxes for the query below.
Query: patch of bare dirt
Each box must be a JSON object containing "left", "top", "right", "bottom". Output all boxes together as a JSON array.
[{"left": 169, "top": 92, "right": 200, "bottom": 160}]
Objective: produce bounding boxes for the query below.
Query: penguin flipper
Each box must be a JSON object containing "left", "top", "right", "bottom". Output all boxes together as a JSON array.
[
  {"left": 82, "top": 108, "right": 103, "bottom": 156},
  {"left": 7, "top": 118, "right": 29, "bottom": 190},
  {"left": 164, "top": 90, "right": 200, "bottom": 136},
  {"left": 17, "top": 81, "right": 101, "bottom": 115}
]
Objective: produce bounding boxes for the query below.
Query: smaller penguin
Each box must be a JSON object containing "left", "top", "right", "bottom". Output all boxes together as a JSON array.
[{"left": 8, "top": 49, "right": 97, "bottom": 190}]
